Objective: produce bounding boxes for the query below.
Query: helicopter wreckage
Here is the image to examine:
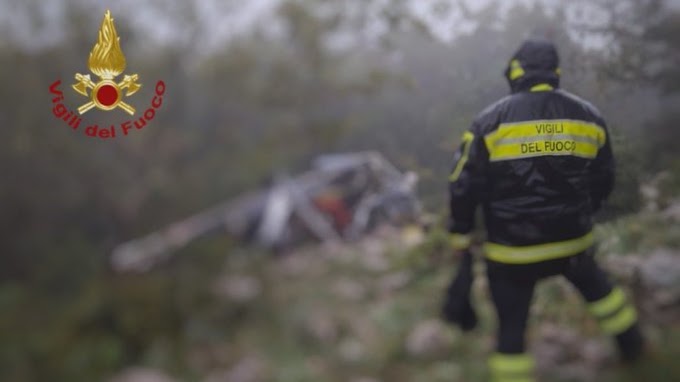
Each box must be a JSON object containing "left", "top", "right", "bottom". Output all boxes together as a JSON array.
[{"left": 111, "top": 152, "right": 422, "bottom": 272}]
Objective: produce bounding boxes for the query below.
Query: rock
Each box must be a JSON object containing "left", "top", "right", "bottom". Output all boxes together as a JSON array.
[
  {"left": 640, "top": 172, "right": 670, "bottom": 212},
  {"left": 304, "top": 356, "right": 328, "bottom": 376},
  {"left": 338, "top": 338, "right": 365, "bottom": 362},
  {"left": 278, "top": 253, "right": 313, "bottom": 276},
  {"left": 637, "top": 249, "right": 680, "bottom": 322},
  {"left": 535, "top": 324, "right": 581, "bottom": 364},
  {"left": 603, "top": 254, "right": 642, "bottom": 283},
  {"left": 359, "top": 246, "right": 390, "bottom": 272},
  {"left": 204, "top": 356, "right": 267, "bottom": 382},
  {"left": 581, "top": 339, "right": 611, "bottom": 368},
  {"left": 662, "top": 200, "right": 680, "bottom": 222},
  {"left": 533, "top": 324, "right": 615, "bottom": 382},
  {"left": 345, "top": 315, "right": 380, "bottom": 348},
  {"left": 304, "top": 312, "right": 339, "bottom": 344},
  {"left": 350, "top": 377, "right": 380, "bottom": 382},
  {"left": 405, "top": 319, "right": 450, "bottom": 357},
  {"left": 640, "top": 183, "right": 661, "bottom": 212},
  {"left": 638, "top": 249, "right": 680, "bottom": 290},
  {"left": 605, "top": 249, "right": 680, "bottom": 323},
  {"left": 214, "top": 275, "right": 261, "bottom": 302},
  {"left": 331, "top": 278, "right": 367, "bottom": 301},
  {"left": 109, "top": 368, "right": 177, "bottom": 382},
  {"left": 377, "top": 272, "right": 411, "bottom": 294}
]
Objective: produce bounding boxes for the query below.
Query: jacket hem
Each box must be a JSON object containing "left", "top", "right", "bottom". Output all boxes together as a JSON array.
[{"left": 483, "top": 231, "right": 594, "bottom": 264}]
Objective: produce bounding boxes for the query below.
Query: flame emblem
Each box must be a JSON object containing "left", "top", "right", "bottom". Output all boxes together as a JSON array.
[{"left": 72, "top": 10, "right": 141, "bottom": 115}]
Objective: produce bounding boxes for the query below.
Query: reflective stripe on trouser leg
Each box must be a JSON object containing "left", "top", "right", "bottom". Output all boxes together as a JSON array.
[
  {"left": 588, "top": 287, "right": 638, "bottom": 335},
  {"left": 488, "top": 352, "right": 535, "bottom": 382}
]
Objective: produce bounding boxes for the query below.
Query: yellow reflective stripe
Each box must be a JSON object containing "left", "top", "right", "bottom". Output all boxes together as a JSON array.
[
  {"left": 486, "top": 120, "right": 607, "bottom": 146},
  {"left": 484, "top": 232, "right": 594, "bottom": 264},
  {"left": 509, "top": 59, "right": 525, "bottom": 80},
  {"left": 530, "top": 83, "right": 553, "bottom": 92},
  {"left": 484, "top": 119, "right": 606, "bottom": 162},
  {"left": 489, "top": 353, "right": 535, "bottom": 375},
  {"left": 600, "top": 305, "right": 637, "bottom": 335},
  {"left": 589, "top": 288, "right": 626, "bottom": 317},
  {"left": 450, "top": 233, "right": 472, "bottom": 250},
  {"left": 449, "top": 131, "right": 474, "bottom": 182},
  {"left": 555, "top": 67, "right": 561, "bottom": 75}
]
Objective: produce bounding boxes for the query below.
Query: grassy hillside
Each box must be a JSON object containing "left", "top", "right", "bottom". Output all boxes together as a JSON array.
[{"left": 2, "top": 207, "right": 679, "bottom": 382}]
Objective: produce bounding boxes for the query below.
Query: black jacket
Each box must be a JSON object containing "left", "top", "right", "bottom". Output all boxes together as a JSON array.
[{"left": 448, "top": 39, "right": 615, "bottom": 264}]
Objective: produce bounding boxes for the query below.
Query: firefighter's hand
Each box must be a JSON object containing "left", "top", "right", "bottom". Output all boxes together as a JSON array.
[
  {"left": 449, "top": 233, "right": 472, "bottom": 263},
  {"left": 449, "top": 233, "right": 472, "bottom": 259},
  {"left": 441, "top": 250, "right": 477, "bottom": 331}
]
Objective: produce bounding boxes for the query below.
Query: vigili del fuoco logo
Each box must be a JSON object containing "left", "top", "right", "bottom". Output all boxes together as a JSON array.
[{"left": 49, "top": 10, "right": 166, "bottom": 139}]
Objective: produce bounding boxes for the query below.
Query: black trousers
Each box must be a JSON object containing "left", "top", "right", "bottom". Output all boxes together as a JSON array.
[{"left": 486, "top": 249, "right": 643, "bottom": 359}]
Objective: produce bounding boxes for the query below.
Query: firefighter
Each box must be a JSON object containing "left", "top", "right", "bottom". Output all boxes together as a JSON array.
[{"left": 443, "top": 38, "right": 644, "bottom": 381}]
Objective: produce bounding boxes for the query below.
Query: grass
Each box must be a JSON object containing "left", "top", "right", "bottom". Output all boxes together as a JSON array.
[{"left": 1, "top": 207, "right": 679, "bottom": 381}]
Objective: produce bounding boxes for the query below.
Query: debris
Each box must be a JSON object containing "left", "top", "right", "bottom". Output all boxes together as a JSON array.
[{"left": 112, "top": 152, "right": 421, "bottom": 272}]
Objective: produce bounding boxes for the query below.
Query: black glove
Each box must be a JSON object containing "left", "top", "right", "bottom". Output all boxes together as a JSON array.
[{"left": 441, "top": 250, "right": 477, "bottom": 331}]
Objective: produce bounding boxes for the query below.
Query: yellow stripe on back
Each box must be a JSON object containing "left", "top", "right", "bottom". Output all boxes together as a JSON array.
[{"left": 484, "top": 119, "right": 606, "bottom": 162}]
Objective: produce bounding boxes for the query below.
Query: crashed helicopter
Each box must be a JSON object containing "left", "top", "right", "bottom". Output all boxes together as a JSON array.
[{"left": 111, "top": 152, "right": 422, "bottom": 272}]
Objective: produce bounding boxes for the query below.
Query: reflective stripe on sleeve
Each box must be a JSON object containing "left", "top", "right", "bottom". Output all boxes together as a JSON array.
[
  {"left": 483, "top": 232, "right": 594, "bottom": 264},
  {"left": 484, "top": 119, "right": 606, "bottom": 162},
  {"left": 449, "top": 131, "right": 475, "bottom": 182}
]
